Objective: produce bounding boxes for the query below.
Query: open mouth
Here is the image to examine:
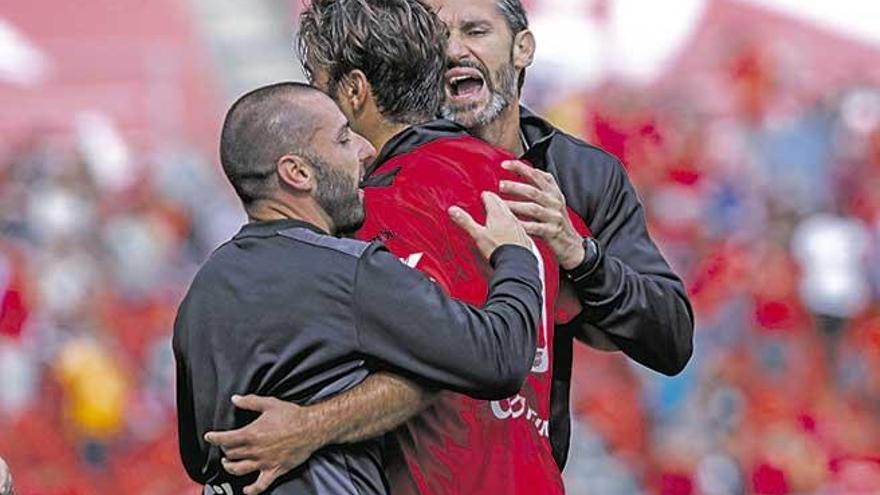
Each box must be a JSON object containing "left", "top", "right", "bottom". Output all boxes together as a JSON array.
[{"left": 445, "top": 67, "right": 486, "bottom": 101}]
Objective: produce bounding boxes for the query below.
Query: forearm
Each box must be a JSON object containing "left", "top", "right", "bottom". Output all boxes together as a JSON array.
[
  {"left": 571, "top": 251, "right": 694, "bottom": 374},
  {"left": 309, "top": 372, "right": 436, "bottom": 445},
  {"left": 357, "top": 245, "right": 541, "bottom": 399}
]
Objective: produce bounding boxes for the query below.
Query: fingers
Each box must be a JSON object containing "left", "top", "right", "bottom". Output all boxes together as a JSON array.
[
  {"left": 231, "top": 394, "right": 278, "bottom": 413},
  {"left": 519, "top": 221, "right": 558, "bottom": 238},
  {"left": 205, "top": 395, "right": 281, "bottom": 447},
  {"left": 499, "top": 180, "right": 564, "bottom": 211},
  {"left": 244, "top": 469, "right": 282, "bottom": 495},
  {"left": 504, "top": 200, "right": 559, "bottom": 222},
  {"left": 205, "top": 428, "right": 249, "bottom": 449},
  {"left": 222, "top": 457, "right": 260, "bottom": 477},
  {"left": 220, "top": 443, "right": 253, "bottom": 460},
  {"left": 500, "top": 161, "right": 565, "bottom": 211},
  {"left": 481, "top": 191, "right": 514, "bottom": 220},
  {"left": 448, "top": 205, "right": 483, "bottom": 237},
  {"left": 501, "top": 160, "right": 556, "bottom": 189}
]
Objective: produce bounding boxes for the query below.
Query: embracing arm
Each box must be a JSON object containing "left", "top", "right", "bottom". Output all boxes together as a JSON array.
[
  {"left": 205, "top": 373, "right": 433, "bottom": 494},
  {"left": 311, "top": 372, "right": 435, "bottom": 445},
  {"left": 205, "top": 193, "right": 539, "bottom": 494},
  {"left": 352, "top": 195, "right": 540, "bottom": 398},
  {"left": 568, "top": 159, "right": 694, "bottom": 375},
  {"left": 501, "top": 158, "right": 693, "bottom": 375}
]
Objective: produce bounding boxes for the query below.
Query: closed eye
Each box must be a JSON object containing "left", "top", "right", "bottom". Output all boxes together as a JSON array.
[
  {"left": 461, "top": 20, "right": 492, "bottom": 37},
  {"left": 337, "top": 123, "right": 352, "bottom": 144}
]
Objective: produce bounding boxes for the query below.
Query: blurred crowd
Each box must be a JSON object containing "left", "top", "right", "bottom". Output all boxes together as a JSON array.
[
  {"left": 0, "top": 122, "right": 241, "bottom": 492},
  {"left": 553, "top": 39, "right": 880, "bottom": 495},
  {"left": 1, "top": 21, "right": 880, "bottom": 495}
]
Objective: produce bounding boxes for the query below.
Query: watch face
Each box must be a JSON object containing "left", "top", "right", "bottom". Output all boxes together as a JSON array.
[{"left": 565, "top": 237, "right": 599, "bottom": 281}]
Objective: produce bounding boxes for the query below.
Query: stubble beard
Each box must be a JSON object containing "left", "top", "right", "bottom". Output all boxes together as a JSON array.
[{"left": 311, "top": 157, "right": 365, "bottom": 236}]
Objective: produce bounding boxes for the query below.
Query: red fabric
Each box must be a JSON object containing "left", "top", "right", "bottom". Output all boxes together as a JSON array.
[{"left": 358, "top": 135, "right": 570, "bottom": 495}]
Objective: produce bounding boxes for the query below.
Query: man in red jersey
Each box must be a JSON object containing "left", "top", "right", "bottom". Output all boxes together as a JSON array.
[
  {"left": 204, "top": 0, "right": 585, "bottom": 493},
  {"left": 296, "top": 0, "right": 580, "bottom": 493}
]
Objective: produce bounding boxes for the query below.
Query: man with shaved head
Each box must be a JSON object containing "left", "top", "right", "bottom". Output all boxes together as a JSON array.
[{"left": 173, "top": 81, "right": 547, "bottom": 494}]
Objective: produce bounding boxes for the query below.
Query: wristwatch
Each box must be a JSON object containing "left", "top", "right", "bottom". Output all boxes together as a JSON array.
[{"left": 563, "top": 236, "right": 601, "bottom": 283}]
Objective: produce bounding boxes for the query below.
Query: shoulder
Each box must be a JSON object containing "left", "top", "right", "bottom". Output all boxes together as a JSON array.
[
  {"left": 529, "top": 117, "right": 637, "bottom": 220},
  {"left": 423, "top": 135, "right": 516, "bottom": 160},
  {"left": 188, "top": 229, "right": 379, "bottom": 297},
  {"left": 277, "top": 227, "right": 374, "bottom": 259},
  {"left": 386, "top": 136, "right": 511, "bottom": 194},
  {"left": 386, "top": 135, "right": 513, "bottom": 170},
  {"left": 548, "top": 128, "right": 625, "bottom": 179},
  {"left": 523, "top": 107, "right": 622, "bottom": 175}
]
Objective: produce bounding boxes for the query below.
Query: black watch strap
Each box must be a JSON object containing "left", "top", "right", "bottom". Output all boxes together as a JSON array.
[{"left": 564, "top": 237, "right": 601, "bottom": 283}]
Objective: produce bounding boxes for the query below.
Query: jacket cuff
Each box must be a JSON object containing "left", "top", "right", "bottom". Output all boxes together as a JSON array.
[
  {"left": 567, "top": 242, "right": 624, "bottom": 306},
  {"left": 564, "top": 237, "right": 601, "bottom": 283},
  {"left": 489, "top": 244, "right": 536, "bottom": 268}
]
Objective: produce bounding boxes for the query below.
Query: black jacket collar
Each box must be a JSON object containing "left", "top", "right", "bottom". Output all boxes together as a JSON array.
[
  {"left": 365, "top": 119, "right": 469, "bottom": 179},
  {"left": 520, "top": 105, "right": 558, "bottom": 148},
  {"left": 519, "top": 106, "right": 558, "bottom": 171},
  {"left": 234, "top": 218, "right": 328, "bottom": 239}
]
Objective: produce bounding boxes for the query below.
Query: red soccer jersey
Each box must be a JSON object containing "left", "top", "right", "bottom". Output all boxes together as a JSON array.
[{"left": 358, "top": 127, "right": 587, "bottom": 495}]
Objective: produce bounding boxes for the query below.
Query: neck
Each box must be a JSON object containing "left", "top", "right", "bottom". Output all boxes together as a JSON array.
[
  {"left": 470, "top": 103, "right": 524, "bottom": 157},
  {"left": 360, "top": 118, "right": 409, "bottom": 154},
  {"left": 247, "top": 198, "right": 334, "bottom": 234}
]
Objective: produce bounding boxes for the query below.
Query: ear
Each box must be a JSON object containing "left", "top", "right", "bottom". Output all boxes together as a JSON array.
[
  {"left": 512, "top": 29, "right": 535, "bottom": 71},
  {"left": 340, "top": 69, "right": 371, "bottom": 115},
  {"left": 276, "top": 154, "right": 314, "bottom": 192}
]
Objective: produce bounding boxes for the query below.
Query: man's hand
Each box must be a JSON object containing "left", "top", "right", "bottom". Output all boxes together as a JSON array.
[
  {"left": 449, "top": 191, "right": 533, "bottom": 260},
  {"left": 204, "top": 395, "right": 324, "bottom": 495},
  {"left": 498, "top": 160, "right": 586, "bottom": 270}
]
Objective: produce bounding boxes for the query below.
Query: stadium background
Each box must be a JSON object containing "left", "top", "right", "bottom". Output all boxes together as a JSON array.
[{"left": 1, "top": 0, "right": 879, "bottom": 493}]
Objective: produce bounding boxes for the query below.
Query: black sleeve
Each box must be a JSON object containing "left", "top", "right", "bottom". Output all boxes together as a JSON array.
[
  {"left": 570, "top": 155, "right": 694, "bottom": 376},
  {"left": 172, "top": 335, "right": 205, "bottom": 483},
  {"left": 353, "top": 243, "right": 541, "bottom": 400}
]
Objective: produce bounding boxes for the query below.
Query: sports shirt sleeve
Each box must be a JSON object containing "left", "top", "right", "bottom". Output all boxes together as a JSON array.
[
  {"left": 570, "top": 156, "right": 694, "bottom": 375},
  {"left": 353, "top": 243, "right": 540, "bottom": 400}
]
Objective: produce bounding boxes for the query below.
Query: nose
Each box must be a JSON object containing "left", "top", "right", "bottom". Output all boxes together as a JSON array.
[
  {"left": 358, "top": 135, "right": 377, "bottom": 167},
  {"left": 447, "top": 33, "right": 470, "bottom": 63}
]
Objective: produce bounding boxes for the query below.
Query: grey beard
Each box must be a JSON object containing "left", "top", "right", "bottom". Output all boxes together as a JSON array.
[
  {"left": 441, "top": 90, "right": 510, "bottom": 128},
  {"left": 441, "top": 62, "right": 517, "bottom": 129}
]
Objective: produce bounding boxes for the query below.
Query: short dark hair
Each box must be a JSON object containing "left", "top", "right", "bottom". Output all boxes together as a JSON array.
[
  {"left": 495, "top": 0, "right": 529, "bottom": 92},
  {"left": 219, "top": 82, "right": 320, "bottom": 207},
  {"left": 298, "top": 0, "right": 447, "bottom": 125}
]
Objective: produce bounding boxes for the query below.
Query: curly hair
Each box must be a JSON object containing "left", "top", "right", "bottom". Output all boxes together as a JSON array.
[{"left": 298, "top": 0, "right": 448, "bottom": 125}]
